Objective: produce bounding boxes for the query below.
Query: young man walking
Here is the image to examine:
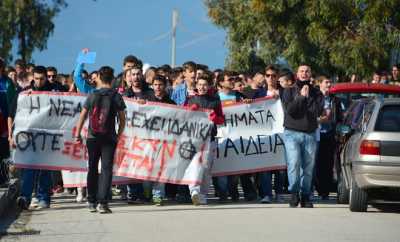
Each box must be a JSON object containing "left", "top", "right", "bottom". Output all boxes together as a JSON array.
[{"left": 75, "top": 66, "right": 126, "bottom": 213}]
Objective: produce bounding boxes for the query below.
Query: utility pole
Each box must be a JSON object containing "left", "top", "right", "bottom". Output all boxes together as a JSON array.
[{"left": 171, "top": 9, "right": 178, "bottom": 67}]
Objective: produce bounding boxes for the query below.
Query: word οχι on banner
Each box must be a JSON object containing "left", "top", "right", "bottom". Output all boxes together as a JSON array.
[
  {"left": 12, "top": 92, "right": 213, "bottom": 185},
  {"left": 212, "top": 97, "right": 286, "bottom": 176}
]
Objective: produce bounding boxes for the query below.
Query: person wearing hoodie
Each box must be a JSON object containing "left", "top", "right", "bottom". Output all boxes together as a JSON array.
[{"left": 280, "top": 64, "right": 324, "bottom": 208}]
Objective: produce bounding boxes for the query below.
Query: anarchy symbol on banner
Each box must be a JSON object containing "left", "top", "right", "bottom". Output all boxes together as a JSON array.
[{"left": 179, "top": 140, "right": 197, "bottom": 160}]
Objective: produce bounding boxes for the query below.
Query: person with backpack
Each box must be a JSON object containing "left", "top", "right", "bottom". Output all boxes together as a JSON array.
[{"left": 74, "top": 66, "right": 126, "bottom": 213}]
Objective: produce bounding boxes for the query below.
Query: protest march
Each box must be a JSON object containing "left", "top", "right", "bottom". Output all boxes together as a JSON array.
[{"left": 0, "top": 51, "right": 398, "bottom": 214}]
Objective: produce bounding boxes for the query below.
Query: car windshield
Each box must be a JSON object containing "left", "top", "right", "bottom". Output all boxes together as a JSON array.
[
  {"left": 336, "top": 93, "right": 400, "bottom": 111},
  {"left": 375, "top": 105, "right": 400, "bottom": 132}
]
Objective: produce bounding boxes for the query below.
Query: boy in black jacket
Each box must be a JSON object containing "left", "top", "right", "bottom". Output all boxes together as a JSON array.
[{"left": 280, "top": 65, "right": 324, "bottom": 208}]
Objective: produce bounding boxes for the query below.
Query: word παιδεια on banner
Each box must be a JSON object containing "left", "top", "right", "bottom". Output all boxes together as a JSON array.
[
  {"left": 212, "top": 97, "right": 286, "bottom": 176},
  {"left": 12, "top": 92, "right": 213, "bottom": 185}
]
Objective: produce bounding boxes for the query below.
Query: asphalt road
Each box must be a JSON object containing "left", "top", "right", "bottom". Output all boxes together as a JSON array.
[{"left": 1, "top": 194, "right": 400, "bottom": 242}]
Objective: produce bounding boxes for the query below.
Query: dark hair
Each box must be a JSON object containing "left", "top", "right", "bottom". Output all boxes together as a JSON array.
[
  {"left": 82, "top": 70, "right": 89, "bottom": 77},
  {"left": 196, "top": 64, "right": 209, "bottom": 71},
  {"left": 15, "top": 59, "right": 26, "bottom": 68},
  {"left": 279, "top": 71, "right": 295, "bottom": 82},
  {"left": 153, "top": 74, "right": 168, "bottom": 85},
  {"left": 265, "top": 64, "right": 279, "bottom": 73},
  {"left": 46, "top": 66, "right": 57, "bottom": 74},
  {"left": 5, "top": 66, "right": 15, "bottom": 74},
  {"left": 159, "top": 64, "right": 172, "bottom": 72},
  {"left": 18, "top": 71, "right": 29, "bottom": 81},
  {"left": 123, "top": 55, "right": 142, "bottom": 69},
  {"left": 98, "top": 66, "right": 114, "bottom": 84},
  {"left": 90, "top": 71, "right": 98, "bottom": 76},
  {"left": 33, "top": 66, "right": 47, "bottom": 75},
  {"left": 393, "top": 64, "right": 400, "bottom": 69},
  {"left": 27, "top": 63, "right": 35, "bottom": 69},
  {"left": 0, "top": 58, "right": 5, "bottom": 69},
  {"left": 170, "top": 67, "right": 183, "bottom": 80},
  {"left": 182, "top": 61, "right": 197, "bottom": 71},
  {"left": 197, "top": 72, "right": 212, "bottom": 85}
]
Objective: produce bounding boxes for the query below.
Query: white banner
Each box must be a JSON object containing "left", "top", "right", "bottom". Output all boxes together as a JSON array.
[
  {"left": 61, "top": 171, "right": 138, "bottom": 188},
  {"left": 212, "top": 97, "right": 286, "bottom": 176},
  {"left": 13, "top": 92, "right": 213, "bottom": 185}
]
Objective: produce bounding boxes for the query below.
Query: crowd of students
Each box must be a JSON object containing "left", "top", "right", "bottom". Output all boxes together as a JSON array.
[{"left": 1, "top": 51, "right": 397, "bottom": 214}]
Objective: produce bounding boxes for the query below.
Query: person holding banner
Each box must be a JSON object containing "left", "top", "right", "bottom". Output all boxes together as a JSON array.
[
  {"left": 120, "top": 66, "right": 153, "bottom": 203},
  {"left": 10, "top": 66, "right": 64, "bottom": 210},
  {"left": 144, "top": 74, "right": 176, "bottom": 206},
  {"left": 75, "top": 66, "right": 126, "bottom": 213},
  {"left": 280, "top": 64, "right": 324, "bottom": 208},
  {"left": 256, "top": 64, "right": 288, "bottom": 203},
  {"left": 185, "top": 73, "right": 225, "bottom": 205},
  {"left": 170, "top": 61, "right": 198, "bottom": 203},
  {"left": 216, "top": 71, "right": 255, "bottom": 202}
]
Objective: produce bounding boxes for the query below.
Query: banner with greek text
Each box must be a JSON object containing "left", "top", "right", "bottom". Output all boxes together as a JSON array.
[
  {"left": 13, "top": 92, "right": 213, "bottom": 185},
  {"left": 212, "top": 97, "right": 286, "bottom": 176}
]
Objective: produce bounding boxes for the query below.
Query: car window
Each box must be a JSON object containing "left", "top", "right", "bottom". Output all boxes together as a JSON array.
[{"left": 375, "top": 105, "right": 400, "bottom": 132}]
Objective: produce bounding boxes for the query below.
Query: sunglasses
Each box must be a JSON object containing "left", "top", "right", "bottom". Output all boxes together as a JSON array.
[
  {"left": 265, "top": 74, "right": 277, "bottom": 78},
  {"left": 47, "top": 74, "right": 56, "bottom": 78}
]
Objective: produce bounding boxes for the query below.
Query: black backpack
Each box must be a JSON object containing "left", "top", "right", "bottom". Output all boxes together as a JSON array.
[{"left": 89, "top": 90, "right": 116, "bottom": 136}]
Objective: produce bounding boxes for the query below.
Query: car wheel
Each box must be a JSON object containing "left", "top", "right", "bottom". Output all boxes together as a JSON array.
[
  {"left": 349, "top": 177, "right": 368, "bottom": 212},
  {"left": 337, "top": 173, "right": 349, "bottom": 204}
]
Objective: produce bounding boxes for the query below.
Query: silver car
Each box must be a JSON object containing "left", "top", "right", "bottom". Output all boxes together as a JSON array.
[{"left": 338, "top": 97, "right": 400, "bottom": 212}]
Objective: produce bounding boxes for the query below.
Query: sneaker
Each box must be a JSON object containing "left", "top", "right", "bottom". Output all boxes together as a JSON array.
[
  {"left": 289, "top": 193, "right": 300, "bottom": 208},
  {"left": 76, "top": 193, "right": 84, "bottom": 203},
  {"left": 36, "top": 201, "right": 50, "bottom": 210},
  {"left": 97, "top": 204, "right": 112, "bottom": 214},
  {"left": 300, "top": 195, "right": 314, "bottom": 208},
  {"left": 275, "top": 194, "right": 285, "bottom": 203},
  {"left": 191, "top": 191, "right": 200, "bottom": 206},
  {"left": 153, "top": 197, "right": 163, "bottom": 206},
  {"left": 260, "top": 195, "right": 272, "bottom": 204},
  {"left": 30, "top": 197, "right": 39, "bottom": 208},
  {"left": 17, "top": 197, "right": 29, "bottom": 210},
  {"left": 120, "top": 193, "right": 128, "bottom": 201},
  {"left": 199, "top": 194, "right": 207, "bottom": 205},
  {"left": 88, "top": 203, "right": 97, "bottom": 212}
]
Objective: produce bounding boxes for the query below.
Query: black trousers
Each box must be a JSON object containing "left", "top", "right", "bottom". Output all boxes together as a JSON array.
[
  {"left": 0, "top": 137, "right": 10, "bottom": 185},
  {"left": 86, "top": 138, "right": 116, "bottom": 205},
  {"left": 315, "top": 132, "right": 336, "bottom": 197}
]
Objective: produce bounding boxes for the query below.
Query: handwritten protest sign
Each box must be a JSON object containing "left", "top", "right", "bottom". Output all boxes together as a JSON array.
[
  {"left": 212, "top": 97, "right": 286, "bottom": 176},
  {"left": 12, "top": 92, "right": 213, "bottom": 185}
]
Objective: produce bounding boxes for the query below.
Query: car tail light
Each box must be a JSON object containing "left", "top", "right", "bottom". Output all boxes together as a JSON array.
[{"left": 360, "top": 140, "right": 380, "bottom": 155}]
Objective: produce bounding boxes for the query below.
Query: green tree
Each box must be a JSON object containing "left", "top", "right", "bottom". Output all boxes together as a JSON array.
[
  {"left": 0, "top": 0, "right": 67, "bottom": 63},
  {"left": 205, "top": 0, "right": 400, "bottom": 79}
]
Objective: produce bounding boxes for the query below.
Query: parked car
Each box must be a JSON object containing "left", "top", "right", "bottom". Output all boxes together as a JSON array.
[
  {"left": 329, "top": 83, "right": 400, "bottom": 206},
  {"left": 337, "top": 98, "right": 400, "bottom": 212}
]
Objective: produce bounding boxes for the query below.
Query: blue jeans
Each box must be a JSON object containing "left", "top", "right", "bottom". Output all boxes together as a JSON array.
[
  {"left": 283, "top": 129, "right": 317, "bottom": 197},
  {"left": 152, "top": 182, "right": 165, "bottom": 199},
  {"left": 21, "top": 169, "right": 52, "bottom": 204},
  {"left": 259, "top": 172, "right": 272, "bottom": 197}
]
